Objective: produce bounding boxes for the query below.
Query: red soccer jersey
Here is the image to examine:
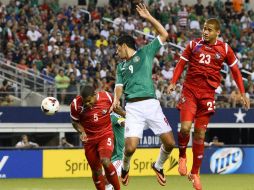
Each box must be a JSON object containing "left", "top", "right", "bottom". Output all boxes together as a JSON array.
[
  {"left": 180, "top": 38, "right": 238, "bottom": 89},
  {"left": 70, "top": 91, "right": 113, "bottom": 142}
]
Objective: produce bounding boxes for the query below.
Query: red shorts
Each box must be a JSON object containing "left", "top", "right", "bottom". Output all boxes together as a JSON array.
[
  {"left": 177, "top": 84, "right": 215, "bottom": 120},
  {"left": 84, "top": 134, "right": 114, "bottom": 171}
]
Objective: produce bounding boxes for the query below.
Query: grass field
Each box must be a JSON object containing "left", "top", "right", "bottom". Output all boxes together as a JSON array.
[{"left": 0, "top": 175, "right": 253, "bottom": 190}]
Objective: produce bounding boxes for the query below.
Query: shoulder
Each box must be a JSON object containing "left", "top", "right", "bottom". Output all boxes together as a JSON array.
[
  {"left": 97, "top": 91, "right": 113, "bottom": 103},
  {"left": 70, "top": 95, "right": 83, "bottom": 112}
]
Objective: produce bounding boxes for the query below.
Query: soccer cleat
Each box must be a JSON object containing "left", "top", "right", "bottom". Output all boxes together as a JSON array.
[
  {"left": 120, "top": 168, "right": 129, "bottom": 186},
  {"left": 151, "top": 162, "right": 166, "bottom": 186},
  {"left": 178, "top": 157, "right": 187, "bottom": 176},
  {"left": 188, "top": 173, "right": 202, "bottom": 190}
]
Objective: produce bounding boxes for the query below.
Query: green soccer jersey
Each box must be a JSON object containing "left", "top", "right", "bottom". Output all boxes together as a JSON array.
[
  {"left": 110, "top": 113, "right": 125, "bottom": 162},
  {"left": 116, "top": 37, "right": 162, "bottom": 101}
]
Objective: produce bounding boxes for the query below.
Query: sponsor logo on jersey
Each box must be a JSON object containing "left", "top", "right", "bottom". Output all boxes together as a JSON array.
[
  {"left": 133, "top": 56, "right": 140, "bottom": 63},
  {"left": 210, "top": 148, "right": 243, "bottom": 174},
  {"left": 215, "top": 53, "right": 221, "bottom": 60}
]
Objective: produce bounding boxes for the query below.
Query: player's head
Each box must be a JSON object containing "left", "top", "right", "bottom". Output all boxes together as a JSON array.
[
  {"left": 202, "top": 18, "right": 221, "bottom": 44},
  {"left": 21, "top": 135, "right": 28, "bottom": 143},
  {"left": 80, "top": 85, "right": 96, "bottom": 108},
  {"left": 116, "top": 35, "right": 136, "bottom": 59}
]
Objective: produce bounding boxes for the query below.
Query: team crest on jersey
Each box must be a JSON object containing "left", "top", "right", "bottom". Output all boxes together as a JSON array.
[
  {"left": 102, "top": 109, "right": 108, "bottom": 115},
  {"left": 215, "top": 53, "right": 221, "bottom": 60},
  {"left": 133, "top": 56, "right": 140, "bottom": 63}
]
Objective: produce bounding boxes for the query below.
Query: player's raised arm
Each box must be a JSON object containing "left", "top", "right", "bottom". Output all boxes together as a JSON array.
[{"left": 136, "top": 3, "right": 168, "bottom": 43}]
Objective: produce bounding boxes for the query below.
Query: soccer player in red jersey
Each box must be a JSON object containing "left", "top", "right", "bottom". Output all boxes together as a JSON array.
[
  {"left": 70, "top": 85, "right": 121, "bottom": 190},
  {"left": 168, "top": 18, "right": 250, "bottom": 190}
]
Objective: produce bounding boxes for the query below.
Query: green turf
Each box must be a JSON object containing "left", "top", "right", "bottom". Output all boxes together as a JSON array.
[{"left": 0, "top": 175, "right": 253, "bottom": 190}]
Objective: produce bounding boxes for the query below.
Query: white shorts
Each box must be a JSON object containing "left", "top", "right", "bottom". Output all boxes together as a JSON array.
[{"left": 125, "top": 99, "right": 172, "bottom": 138}]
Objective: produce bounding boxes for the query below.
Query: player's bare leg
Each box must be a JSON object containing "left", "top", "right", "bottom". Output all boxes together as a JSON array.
[
  {"left": 101, "top": 158, "right": 120, "bottom": 190},
  {"left": 152, "top": 131, "right": 175, "bottom": 186},
  {"left": 121, "top": 137, "right": 139, "bottom": 186},
  {"left": 178, "top": 121, "right": 192, "bottom": 176}
]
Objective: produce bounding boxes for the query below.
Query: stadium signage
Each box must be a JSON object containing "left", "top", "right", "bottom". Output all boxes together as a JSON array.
[
  {"left": 210, "top": 148, "right": 243, "bottom": 174},
  {"left": 0, "top": 156, "right": 8, "bottom": 178},
  {"left": 0, "top": 150, "right": 42, "bottom": 178}
]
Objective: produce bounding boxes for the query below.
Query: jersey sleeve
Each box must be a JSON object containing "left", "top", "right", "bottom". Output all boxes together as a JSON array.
[
  {"left": 180, "top": 41, "right": 193, "bottom": 61},
  {"left": 116, "top": 64, "right": 123, "bottom": 86},
  {"left": 225, "top": 44, "right": 238, "bottom": 67},
  {"left": 110, "top": 113, "right": 124, "bottom": 126},
  {"left": 70, "top": 97, "right": 82, "bottom": 121},
  {"left": 142, "top": 36, "right": 163, "bottom": 58}
]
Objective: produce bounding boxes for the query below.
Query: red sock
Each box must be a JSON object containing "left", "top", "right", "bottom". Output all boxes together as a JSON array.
[
  {"left": 178, "top": 132, "right": 190, "bottom": 158},
  {"left": 92, "top": 173, "right": 105, "bottom": 190},
  {"left": 191, "top": 139, "right": 204, "bottom": 174},
  {"left": 104, "top": 163, "right": 120, "bottom": 190}
]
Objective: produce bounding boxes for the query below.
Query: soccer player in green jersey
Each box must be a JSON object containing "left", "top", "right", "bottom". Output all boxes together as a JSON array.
[
  {"left": 112, "top": 3, "right": 175, "bottom": 187},
  {"left": 106, "top": 113, "right": 125, "bottom": 190}
]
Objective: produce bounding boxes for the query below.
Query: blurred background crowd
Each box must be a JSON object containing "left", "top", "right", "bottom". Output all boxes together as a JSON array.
[{"left": 0, "top": 0, "right": 253, "bottom": 108}]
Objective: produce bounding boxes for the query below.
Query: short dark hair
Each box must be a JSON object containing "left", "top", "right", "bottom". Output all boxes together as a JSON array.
[
  {"left": 80, "top": 85, "right": 95, "bottom": 99},
  {"left": 205, "top": 18, "right": 221, "bottom": 31},
  {"left": 117, "top": 35, "right": 136, "bottom": 50}
]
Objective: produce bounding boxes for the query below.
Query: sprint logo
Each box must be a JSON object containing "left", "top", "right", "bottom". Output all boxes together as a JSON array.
[{"left": 167, "top": 156, "right": 178, "bottom": 172}]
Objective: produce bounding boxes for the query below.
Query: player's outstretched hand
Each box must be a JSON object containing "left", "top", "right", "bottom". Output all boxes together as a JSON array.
[
  {"left": 241, "top": 93, "right": 250, "bottom": 111},
  {"left": 80, "top": 132, "right": 88, "bottom": 143},
  {"left": 110, "top": 99, "right": 121, "bottom": 113},
  {"left": 167, "top": 83, "right": 176, "bottom": 94},
  {"left": 136, "top": 3, "right": 151, "bottom": 19}
]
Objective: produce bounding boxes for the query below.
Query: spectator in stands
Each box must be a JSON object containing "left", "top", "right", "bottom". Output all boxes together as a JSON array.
[
  {"left": 205, "top": 136, "right": 224, "bottom": 147},
  {"left": 59, "top": 137, "right": 74, "bottom": 148},
  {"left": 0, "top": 79, "right": 14, "bottom": 106},
  {"left": 229, "top": 86, "right": 242, "bottom": 108},
  {"left": 55, "top": 69, "right": 70, "bottom": 104},
  {"left": 15, "top": 134, "right": 39, "bottom": 148},
  {"left": 194, "top": 0, "right": 204, "bottom": 17}
]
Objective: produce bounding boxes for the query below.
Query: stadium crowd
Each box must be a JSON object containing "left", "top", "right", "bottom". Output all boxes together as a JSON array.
[{"left": 0, "top": 0, "right": 253, "bottom": 107}]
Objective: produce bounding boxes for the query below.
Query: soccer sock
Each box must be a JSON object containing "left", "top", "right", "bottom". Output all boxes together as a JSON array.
[
  {"left": 155, "top": 144, "right": 172, "bottom": 170},
  {"left": 92, "top": 173, "right": 105, "bottom": 190},
  {"left": 191, "top": 138, "right": 205, "bottom": 174},
  {"left": 105, "top": 184, "right": 113, "bottom": 190},
  {"left": 122, "top": 151, "right": 132, "bottom": 171},
  {"left": 104, "top": 163, "right": 120, "bottom": 190},
  {"left": 178, "top": 132, "right": 190, "bottom": 158}
]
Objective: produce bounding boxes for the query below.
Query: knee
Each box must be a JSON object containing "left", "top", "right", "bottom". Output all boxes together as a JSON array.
[
  {"left": 100, "top": 158, "right": 111, "bottom": 167},
  {"left": 180, "top": 124, "right": 192, "bottom": 135}
]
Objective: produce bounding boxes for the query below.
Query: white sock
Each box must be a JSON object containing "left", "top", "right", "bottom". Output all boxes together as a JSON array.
[
  {"left": 105, "top": 184, "right": 113, "bottom": 190},
  {"left": 155, "top": 145, "right": 172, "bottom": 170},
  {"left": 122, "top": 150, "right": 132, "bottom": 171}
]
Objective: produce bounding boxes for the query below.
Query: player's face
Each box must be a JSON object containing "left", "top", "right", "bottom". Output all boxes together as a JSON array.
[
  {"left": 116, "top": 43, "right": 127, "bottom": 59},
  {"left": 83, "top": 95, "right": 96, "bottom": 108},
  {"left": 202, "top": 23, "right": 220, "bottom": 44}
]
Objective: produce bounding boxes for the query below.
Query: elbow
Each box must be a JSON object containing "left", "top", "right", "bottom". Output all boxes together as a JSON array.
[{"left": 160, "top": 32, "right": 168, "bottom": 43}]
